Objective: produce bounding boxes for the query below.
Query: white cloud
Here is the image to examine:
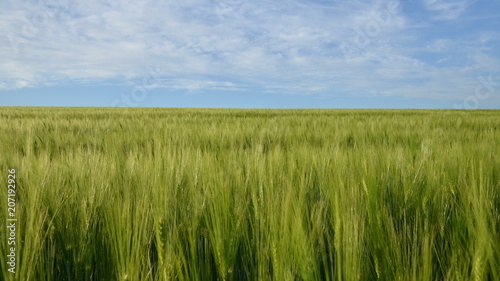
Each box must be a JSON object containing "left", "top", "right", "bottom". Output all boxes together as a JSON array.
[
  {"left": 146, "top": 78, "right": 242, "bottom": 92},
  {"left": 426, "top": 39, "right": 453, "bottom": 52},
  {"left": 422, "top": 0, "right": 471, "bottom": 20},
  {"left": 0, "top": 79, "right": 33, "bottom": 90}
]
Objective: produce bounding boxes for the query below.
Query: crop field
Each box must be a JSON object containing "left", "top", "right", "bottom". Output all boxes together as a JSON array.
[{"left": 0, "top": 107, "right": 499, "bottom": 281}]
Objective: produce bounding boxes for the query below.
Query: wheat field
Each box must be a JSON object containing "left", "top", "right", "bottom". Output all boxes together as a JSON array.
[{"left": 1, "top": 107, "right": 499, "bottom": 280}]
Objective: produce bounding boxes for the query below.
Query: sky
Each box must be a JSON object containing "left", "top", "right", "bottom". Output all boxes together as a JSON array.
[{"left": 0, "top": 0, "right": 499, "bottom": 108}]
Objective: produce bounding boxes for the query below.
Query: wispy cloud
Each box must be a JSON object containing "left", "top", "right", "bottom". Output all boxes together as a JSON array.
[
  {"left": 0, "top": 0, "right": 498, "bottom": 104},
  {"left": 422, "top": 0, "right": 472, "bottom": 20}
]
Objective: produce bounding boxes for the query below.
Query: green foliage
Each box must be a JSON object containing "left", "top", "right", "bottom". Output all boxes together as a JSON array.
[{"left": 0, "top": 107, "right": 499, "bottom": 280}]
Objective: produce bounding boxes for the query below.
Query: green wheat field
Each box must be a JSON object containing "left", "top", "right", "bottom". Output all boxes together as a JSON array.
[{"left": 1, "top": 107, "right": 499, "bottom": 281}]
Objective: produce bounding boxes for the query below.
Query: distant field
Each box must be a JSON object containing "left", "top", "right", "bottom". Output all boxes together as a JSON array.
[{"left": 1, "top": 107, "right": 499, "bottom": 281}]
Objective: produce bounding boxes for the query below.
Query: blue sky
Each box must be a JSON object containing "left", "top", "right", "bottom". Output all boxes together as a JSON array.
[{"left": 0, "top": 0, "right": 499, "bottom": 108}]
